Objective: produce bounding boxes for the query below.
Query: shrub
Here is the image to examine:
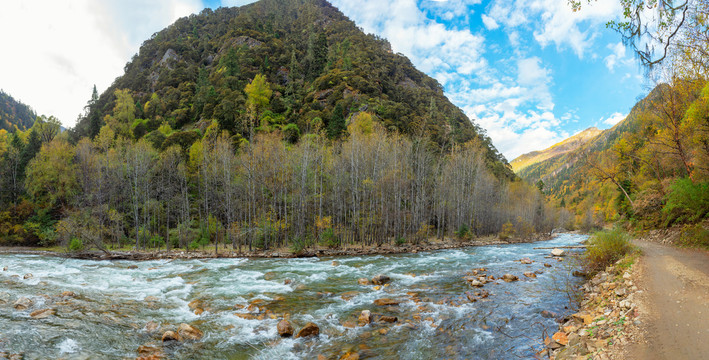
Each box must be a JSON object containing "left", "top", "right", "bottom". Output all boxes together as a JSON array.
[
  {"left": 584, "top": 228, "right": 635, "bottom": 271},
  {"left": 455, "top": 224, "right": 470, "bottom": 239},
  {"left": 677, "top": 224, "right": 709, "bottom": 249},
  {"left": 320, "top": 228, "right": 339, "bottom": 248},
  {"left": 69, "top": 238, "right": 83, "bottom": 252},
  {"left": 395, "top": 236, "right": 406, "bottom": 246},
  {"left": 663, "top": 178, "right": 709, "bottom": 226}
]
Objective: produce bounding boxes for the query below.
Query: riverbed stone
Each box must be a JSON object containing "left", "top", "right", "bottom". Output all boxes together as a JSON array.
[
  {"left": 379, "top": 316, "right": 398, "bottom": 323},
  {"left": 29, "top": 308, "right": 55, "bottom": 319},
  {"left": 341, "top": 291, "right": 360, "bottom": 301},
  {"left": 23, "top": 273, "right": 33, "bottom": 279},
  {"left": 177, "top": 323, "right": 203, "bottom": 340},
  {"left": 544, "top": 263, "right": 552, "bottom": 267},
  {"left": 373, "top": 298, "right": 400, "bottom": 306},
  {"left": 469, "top": 279, "right": 484, "bottom": 287},
  {"left": 502, "top": 274, "right": 519, "bottom": 282},
  {"left": 144, "top": 296, "right": 159, "bottom": 302},
  {"left": 296, "top": 322, "right": 320, "bottom": 338},
  {"left": 551, "top": 248, "right": 565, "bottom": 256},
  {"left": 357, "top": 278, "right": 371, "bottom": 285},
  {"left": 277, "top": 319, "right": 294, "bottom": 337},
  {"left": 520, "top": 258, "right": 533, "bottom": 264},
  {"left": 523, "top": 272, "right": 537, "bottom": 278},
  {"left": 372, "top": 274, "right": 391, "bottom": 285},
  {"left": 358, "top": 310, "right": 372, "bottom": 326},
  {"left": 161, "top": 330, "right": 181, "bottom": 342},
  {"left": 13, "top": 297, "right": 32, "bottom": 310}
]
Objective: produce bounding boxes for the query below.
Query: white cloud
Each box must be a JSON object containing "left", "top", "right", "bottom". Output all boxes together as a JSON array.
[
  {"left": 481, "top": 14, "right": 499, "bottom": 30},
  {"left": 601, "top": 112, "right": 626, "bottom": 126},
  {"left": 604, "top": 42, "right": 628, "bottom": 72},
  {"left": 0, "top": 0, "right": 202, "bottom": 127}
]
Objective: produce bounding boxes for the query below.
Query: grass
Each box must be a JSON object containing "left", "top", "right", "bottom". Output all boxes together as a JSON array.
[
  {"left": 676, "top": 223, "right": 709, "bottom": 250},
  {"left": 584, "top": 228, "right": 638, "bottom": 272}
]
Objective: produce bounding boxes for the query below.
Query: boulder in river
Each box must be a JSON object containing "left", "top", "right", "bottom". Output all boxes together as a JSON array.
[
  {"left": 544, "top": 263, "right": 552, "bottom": 268},
  {"left": 523, "top": 272, "right": 537, "bottom": 279},
  {"left": 277, "top": 319, "right": 294, "bottom": 337},
  {"left": 358, "top": 310, "right": 372, "bottom": 326},
  {"left": 469, "top": 279, "right": 484, "bottom": 287},
  {"left": 501, "top": 274, "right": 519, "bottom": 282},
  {"left": 296, "top": 322, "right": 320, "bottom": 338},
  {"left": 341, "top": 291, "right": 360, "bottom": 301},
  {"left": 520, "top": 258, "right": 533, "bottom": 264},
  {"left": 378, "top": 316, "right": 397, "bottom": 323},
  {"left": 29, "top": 308, "right": 55, "bottom": 319},
  {"left": 13, "top": 297, "right": 32, "bottom": 310},
  {"left": 372, "top": 274, "right": 390, "bottom": 285},
  {"left": 144, "top": 296, "right": 159, "bottom": 302},
  {"left": 161, "top": 331, "right": 181, "bottom": 342},
  {"left": 373, "top": 298, "right": 400, "bottom": 306},
  {"left": 178, "top": 323, "right": 203, "bottom": 340},
  {"left": 23, "top": 273, "right": 33, "bottom": 279},
  {"left": 59, "top": 291, "right": 76, "bottom": 298},
  {"left": 357, "top": 278, "right": 371, "bottom": 286},
  {"left": 551, "top": 248, "right": 565, "bottom": 257}
]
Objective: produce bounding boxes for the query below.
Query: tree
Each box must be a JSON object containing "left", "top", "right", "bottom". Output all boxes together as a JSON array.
[
  {"left": 106, "top": 89, "right": 135, "bottom": 138},
  {"left": 32, "top": 115, "right": 62, "bottom": 143},
  {"left": 244, "top": 74, "right": 272, "bottom": 138},
  {"left": 572, "top": 0, "right": 709, "bottom": 75},
  {"left": 25, "top": 140, "right": 78, "bottom": 210}
]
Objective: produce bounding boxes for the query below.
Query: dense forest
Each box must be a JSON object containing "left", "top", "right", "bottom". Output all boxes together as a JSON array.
[
  {"left": 0, "top": 0, "right": 562, "bottom": 251},
  {"left": 0, "top": 90, "right": 36, "bottom": 132}
]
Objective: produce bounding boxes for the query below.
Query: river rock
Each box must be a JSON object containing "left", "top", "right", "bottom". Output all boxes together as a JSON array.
[
  {"left": 144, "top": 296, "right": 159, "bottom": 302},
  {"left": 520, "top": 258, "right": 533, "bottom": 264},
  {"left": 544, "top": 263, "right": 552, "bottom": 267},
  {"left": 277, "top": 319, "right": 294, "bottom": 337},
  {"left": 523, "top": 272, "right": 537, "bottom": 278},
  {"left": 501, "top": 274, "right": 519, "bottom": 282},
  {"left": 284, "top": 279, "right": 292, "bottom": 285},
  {"left": 2, "top": 266, "right": 7, "bottom": 271},
  {"left": 469, "top": 279, "right": 484, "bottom": 287},
  {"left": 296, "top": 322, "right": 320, "bottom": 338},
  {"left": 372, "top": 274, "right": 390, "bottom": 285},
  {"left": 263, "top": 271, "right": 276, "bottom": 280},
  {"left": 127, "top": 265, "right": 138, "bottom": 269},
  {"left": 30, "top": 308, "right": 55, "bottom": 319},
  {"left": 13, "top": 297, "right": 33, "bottom": 310},
  {"left": 358, "top": 310, "right": 372, "bottom": 325},
  {"left": 177, "top": 323, "right": 203, "bottom": 340},
  {"left": 59, "top": 291, "right": 76, "bottom": 297},
  {"left": 161, "top": 330, "right": 181, "bottom": 342},
  {"left": 341, "top": 352, "right": 360, "bottom": 360},
  {"left": 373, "top": 298, "right": 400, "bottom": 306},
  {"left": 341, "top": 291, "right": 360, "bottom": 301},
  {"left": 551, "top": 248, "right": 565, "bottom": 256},
  {"left": 357, "top": 278, "right": 371, "bottom": 285},
  {"left": 23, "top": 273, "right": 33, "bottom": 279},
  {"left": 145, "top": 321, "right": 159, "bottom": 333},
  {"left": 541, "top": 310, "right": 557, "bottom": 319},
  {"left": 379, "top": 316, "right": 398, "bottom": 323},
  {"left": 552, "top": 331, "right": 569, "bottom": 346},
  {"left": 615, "top": 288, "right": 627, "bottom": 297}
]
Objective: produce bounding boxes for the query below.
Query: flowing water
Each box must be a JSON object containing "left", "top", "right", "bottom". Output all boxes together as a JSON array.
[{"left": 0, "top": 233, "right": 587, "bottom": 359}]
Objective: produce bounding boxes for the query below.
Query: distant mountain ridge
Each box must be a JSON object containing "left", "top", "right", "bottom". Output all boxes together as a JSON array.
[
  {"left": 0, "top": 90, "right": 36, "bottom": 132},
  {"left": 511, "top": 127, "right": 602, "bottom": 173}
]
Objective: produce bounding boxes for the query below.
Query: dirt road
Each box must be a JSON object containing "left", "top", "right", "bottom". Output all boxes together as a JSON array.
[{"left": 627, "top": 240, "right": 709, "bottom": 360}]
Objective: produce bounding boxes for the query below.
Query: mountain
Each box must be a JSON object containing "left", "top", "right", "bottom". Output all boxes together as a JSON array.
[
  {"left": 0, "top": 90, "right": 36, "bottom": 132},
  {"left": 511, "top": 127, "right": 602, "bottom": 173},
  {"left": 72, "top": 0, "right": 512, "bottom": 179},
  {"left": 513, "top": 86, "right": 661, "bottom": 208}
]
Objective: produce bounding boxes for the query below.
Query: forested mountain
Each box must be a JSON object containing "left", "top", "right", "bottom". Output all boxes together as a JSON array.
[
  {"left": 511, "top": 127, "right": 602, "bottom": 173},
  {"left": 516, "top": 81, "right": 709, "bottom": 229},
  {"left": 0, "top": 90, "right": 36, "bottom": 132},
  {"left": 71, "top": 0, "right": 512, "bottom": 178},
  {"left": 0, "top": 0, "right": 563, "bottom": 251}
]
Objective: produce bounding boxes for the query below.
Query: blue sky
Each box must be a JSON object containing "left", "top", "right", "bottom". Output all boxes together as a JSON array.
[{"left": 0, "top": 0, "right": 645, "bottom": 159}]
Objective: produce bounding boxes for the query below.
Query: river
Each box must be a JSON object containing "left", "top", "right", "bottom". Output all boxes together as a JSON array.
[{"left": 0, "top": 233, "right": 587, "bottom": 359}]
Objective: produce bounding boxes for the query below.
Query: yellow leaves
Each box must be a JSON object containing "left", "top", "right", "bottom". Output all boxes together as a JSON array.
[
  {"left": 315, "top": 216, "right": 332, "bottom": 230},
  {"left": 244, "top": 74, "right": 272, "bottom": 111}
]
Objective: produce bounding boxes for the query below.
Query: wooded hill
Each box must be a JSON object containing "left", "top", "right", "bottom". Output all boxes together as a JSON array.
[
  {"left": 71, "top": 0, "right": 512, "bottom": 179},
  {"left": 0, "top": 90, "right": 36, "bottom": 132},
  {"left": 514, "top": 80, "right": 709, "bottom": 230}
]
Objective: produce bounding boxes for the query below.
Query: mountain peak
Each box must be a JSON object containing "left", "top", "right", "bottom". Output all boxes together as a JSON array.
[{"left": 511, "top": 126, "right": 602, "bottom": 173}]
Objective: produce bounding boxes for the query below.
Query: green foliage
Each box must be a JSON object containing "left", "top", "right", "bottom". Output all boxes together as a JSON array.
[
  {"left": 395, "top": 236, "right": 407, "bottom": 246},
  {"left": 290, "top": 236, "right": 313, "bottom": 254},
  {"left": 455, "top": 224, "right": 470, "bottom": 239},
  {"left": 320, "top": 228, "right": 339, "bottom": 248},
  {"left": 584, "top": 228, "right": 636, "bottom": 271},
  {"left": 662, "top": 178, "right": 709, "bottom": 226},
  {"left": 677, "top": 224, "right": 709, "bottom": 249},
  {"left": 0, "top": 90, "right": 36, "bottom": 131},
  {"left": 69, "top": 237, "right": 83, "bottom": 252},
  {"left": 149, "top": 235, "right": 165, "bottom": 248}
]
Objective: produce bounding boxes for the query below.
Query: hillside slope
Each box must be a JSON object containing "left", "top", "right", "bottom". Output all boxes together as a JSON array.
[
  {"left": 72, "top": 0, "right": 512, "bottom": 178},
  {"left": 0, "top": 90, "right": 36, "bottom": 132},
  {"left": 511, "top": 127, "right": 602, "bottom": 173}
]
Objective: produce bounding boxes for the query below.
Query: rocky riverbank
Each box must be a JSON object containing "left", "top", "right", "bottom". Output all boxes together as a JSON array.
[
  {"left": 0, "top": 233, "right": 555, "bottom": 261},
  {"left": 543, "top": 255, "right": 642, "bottom": 360}
]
